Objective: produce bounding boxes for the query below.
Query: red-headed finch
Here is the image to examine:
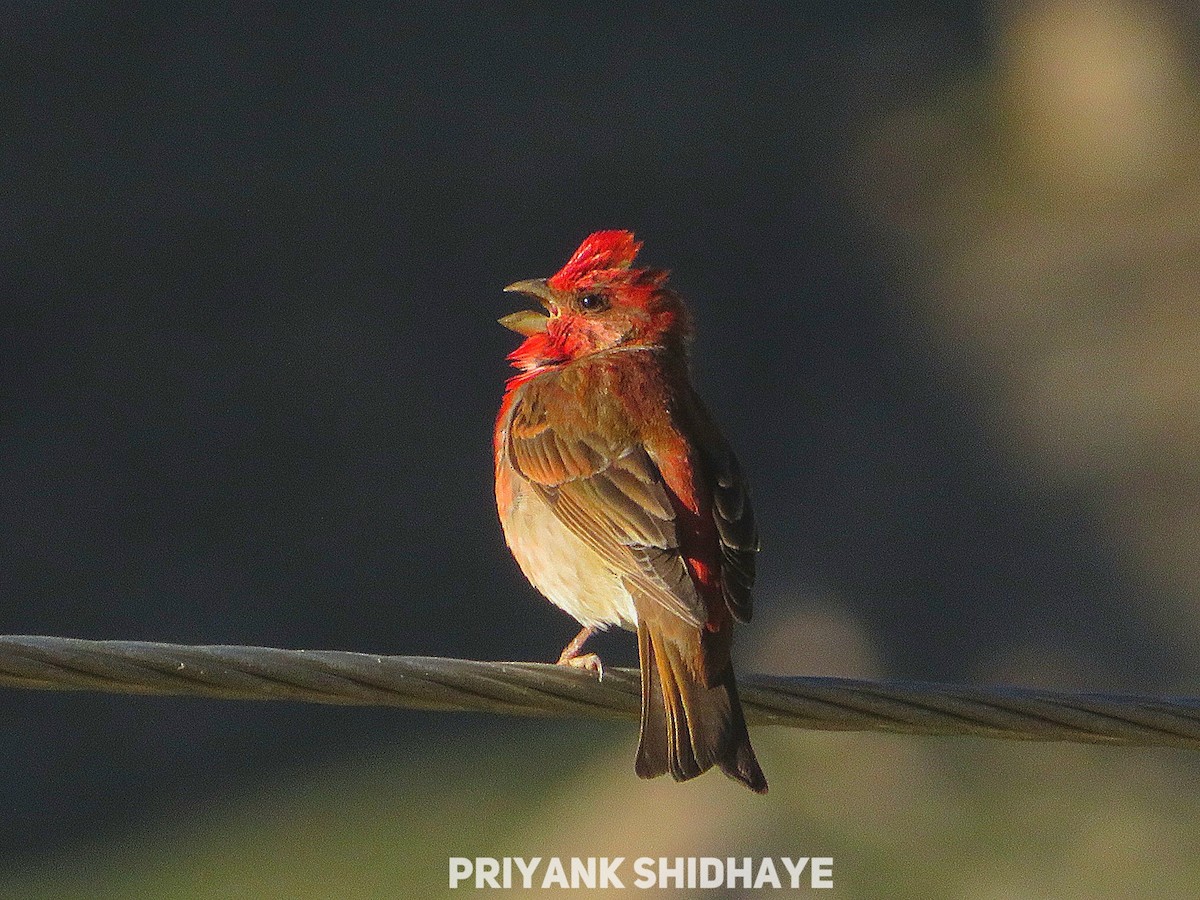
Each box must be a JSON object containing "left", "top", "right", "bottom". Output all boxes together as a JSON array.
[{"left": 494, "top": 231, "right": 766, "bottom": 793}]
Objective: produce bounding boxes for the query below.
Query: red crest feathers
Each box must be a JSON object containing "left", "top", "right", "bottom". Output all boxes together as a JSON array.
[{"left": 548, "top": 230, "right": 643, "bottom": 290}]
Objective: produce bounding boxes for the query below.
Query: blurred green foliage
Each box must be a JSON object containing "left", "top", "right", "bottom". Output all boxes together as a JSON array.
[{"left": 6, "top": 718, "right": 1200, "bottom": 898}]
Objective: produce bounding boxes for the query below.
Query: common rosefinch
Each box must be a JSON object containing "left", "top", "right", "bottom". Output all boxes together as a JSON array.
[{"left": 495, "top": 231, "right": 766, "bottom": 793}]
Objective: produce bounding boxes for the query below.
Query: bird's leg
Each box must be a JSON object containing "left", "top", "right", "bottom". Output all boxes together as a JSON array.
[
  {"left": 556, "top": 625, "right": 604, "bottom": 680},
  {"left": 556, "top": 625, "right": 595, "bottom": 662}
]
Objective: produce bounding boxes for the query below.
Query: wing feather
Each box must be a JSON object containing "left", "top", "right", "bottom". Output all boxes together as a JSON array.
[
  {"left": 696, "top": 427, "right": 748, "bottom": 624},
  {"left": 686, "top": 395, "right": 759, "bottom": 623},
  {"left": 503, "top": 376, "right": 707, "bottom": 627}
]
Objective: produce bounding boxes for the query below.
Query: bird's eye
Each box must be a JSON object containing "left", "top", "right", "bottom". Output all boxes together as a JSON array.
[{"left": 579, "top": 294, "right": 609, "bottom": 312}]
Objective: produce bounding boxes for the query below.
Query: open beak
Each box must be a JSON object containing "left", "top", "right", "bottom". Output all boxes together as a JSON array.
[{"left": 500, "top": 278, "right": 555, "bottom": 335}]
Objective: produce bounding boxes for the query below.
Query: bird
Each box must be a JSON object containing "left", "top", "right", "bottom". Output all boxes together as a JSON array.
[{"left": 494, "top": 230, "right": 766, "bottom": 793}]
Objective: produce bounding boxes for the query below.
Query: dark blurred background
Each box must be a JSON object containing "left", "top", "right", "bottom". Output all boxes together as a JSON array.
[{"left": 6, "top": 3, "right": 1200, "bottom": 897}]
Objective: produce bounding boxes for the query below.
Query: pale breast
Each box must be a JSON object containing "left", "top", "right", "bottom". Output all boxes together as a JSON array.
[{"left": 499, "top": 467, "right": 638, "bottom": 631}]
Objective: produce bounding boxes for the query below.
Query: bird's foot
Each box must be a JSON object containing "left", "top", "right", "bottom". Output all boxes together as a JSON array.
[
  {"left": 556, "top": 625, "right": 603, "bottom": 679},
  {"left": 558, "top": 652, "right": 605, "bottom": 681},
  {"left": 556, "top": 626, "right": 595, "bottom": 663}
]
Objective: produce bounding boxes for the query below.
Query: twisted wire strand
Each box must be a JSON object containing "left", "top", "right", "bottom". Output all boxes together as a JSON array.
[{"left": 1, "top": 635, "right": 1199, "bottom": 749}]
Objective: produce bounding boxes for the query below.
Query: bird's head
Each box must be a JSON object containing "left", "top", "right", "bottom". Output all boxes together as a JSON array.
[{"left": 501, "top": 230, "right": 690, "bottom": 372}]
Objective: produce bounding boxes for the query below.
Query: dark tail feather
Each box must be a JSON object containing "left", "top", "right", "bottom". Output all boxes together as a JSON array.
[{"left": 635, "top": 622, "right": 767, "bottom": 794}]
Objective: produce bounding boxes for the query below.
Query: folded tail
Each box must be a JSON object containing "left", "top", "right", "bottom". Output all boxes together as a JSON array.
[{"left": 634, "top": 620, "right": 767, "bottom": 794}]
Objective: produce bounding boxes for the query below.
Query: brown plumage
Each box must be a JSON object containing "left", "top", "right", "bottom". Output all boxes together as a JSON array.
[{"left": 494, "top": 230, "right": 766, "bottom": 793}]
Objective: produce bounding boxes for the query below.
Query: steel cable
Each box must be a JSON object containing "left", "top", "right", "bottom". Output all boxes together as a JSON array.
[{"left": 1, "top": 635, "right": 1198, "bottom": 749}]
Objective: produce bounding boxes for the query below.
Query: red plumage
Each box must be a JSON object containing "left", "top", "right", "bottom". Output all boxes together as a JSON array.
[
  {"left": 547, "top": 229, "right": 642, "bottom": 290},
  {"left": 495, "top": 231, "right": 766, "bottom": 793}
]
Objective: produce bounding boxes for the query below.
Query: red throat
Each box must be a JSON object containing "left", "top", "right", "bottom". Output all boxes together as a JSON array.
[
  {"left": 504, "top": 230, "right": 683, "bottom": 382},
  {"left": 505, "top": 332, "right": 568, "bottom": 381}
]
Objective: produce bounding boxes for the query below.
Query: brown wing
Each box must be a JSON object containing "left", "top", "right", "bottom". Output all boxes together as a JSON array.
[
  {"left": 684, "top": 391, "right": 758, "bottom": 623},
  {"left": 502, "top": 374, "right": 707, "bottom": 627}
]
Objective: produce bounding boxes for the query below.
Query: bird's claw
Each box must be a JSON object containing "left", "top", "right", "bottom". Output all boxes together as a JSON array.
[{"left": 558, "top": 652, "right": 604, "bottom": 681}]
